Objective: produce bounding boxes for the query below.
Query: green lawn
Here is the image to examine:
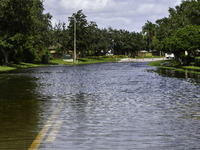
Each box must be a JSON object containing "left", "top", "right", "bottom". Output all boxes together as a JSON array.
[
  {"left": 148, "top": 60, "right": 200, "bottom": 75},
  {"left": 182, "top": 66, "right": 200, "bottom": 70},
  {"left": 51, "top": 55, "right": 164, "bottom": 65},
  {"left": 50, "top": 55, "right": 124, "bottom": 65},
  {"left": 0, "top": 63, "right": 44, "bottom": 72},
  {"left": 0, "top": 56, "right": 122, "bottom": 72},
  {"left": 0, "top": 66, "right": 16, "bottom": 72},
  {"left": 0, "top": 56, "right": 186, "bottom": 74}
]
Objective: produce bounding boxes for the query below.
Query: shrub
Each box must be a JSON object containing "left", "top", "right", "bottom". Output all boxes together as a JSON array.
[{"left": 195, "top": 57, "right": 200, "bottom": 66}]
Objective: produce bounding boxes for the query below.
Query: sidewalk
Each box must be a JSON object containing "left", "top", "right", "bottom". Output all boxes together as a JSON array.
[{"left": 118, "top": 57, "right": 166, "bottom": 63}]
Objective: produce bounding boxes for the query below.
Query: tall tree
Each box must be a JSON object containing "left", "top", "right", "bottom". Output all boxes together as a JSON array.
[
  {"left": 162, "top": 25, "right": 200, "bottom": 64},
  {"left": 0, "top": 0, "right": 33, "bottom": 64},
  {"left": 155, "top": 0, "right": 200, "bottom": 61},
  {"left": 68, "top": 10, "right": 88, "bottom": 57},
  {"left": 86, "top": 21, "right": 101, "bottom": 56},
  {"left": 0, "top": 0, "right": 52, "bottom": 64},
  {"left": 142, "top": 21, "right": 156, "bottom": 51},
  {"left": 51, "top": 22, "right": 69, "bottom": 53}
]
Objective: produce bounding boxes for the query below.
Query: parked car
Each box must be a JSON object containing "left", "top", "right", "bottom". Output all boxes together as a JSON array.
[
  {"left": 165, "top": 53, "right": 174, "bottom": 59},
  {"left": 106, "top": 50, "right": 113, "bottom": 56}
]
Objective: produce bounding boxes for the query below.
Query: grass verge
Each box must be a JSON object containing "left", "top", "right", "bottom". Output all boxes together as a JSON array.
[
  {"left": 148, "top": 60, "right": 200, "bottom": 75},
  {"left": 50, "top": 55, "right": 123, "bottom": 65},
  {"left": 0, "top": 56, "right": 167, "bottom": 72},
  {"left": 0, "top": 66, "right": 16, "bottom": 72},
  {"left": 0, "top": 63, "right": 44, "bottom": 72},
  {"left": 0, "top": 56, "right": 122, "bottom": 72}
]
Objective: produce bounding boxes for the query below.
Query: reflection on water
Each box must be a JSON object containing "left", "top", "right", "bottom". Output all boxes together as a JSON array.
[
  {"left": 0, "top": 63, "right": 200, "bottom": 149},
  {"left": 151, "top": 68, "right": 200, "bottom": 83},
  {"left": 0, "top": 74, "right": 40, "bottom": 149}
]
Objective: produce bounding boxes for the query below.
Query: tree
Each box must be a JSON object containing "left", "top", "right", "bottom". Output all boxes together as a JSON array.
[
  {"left": 0, "top": 0, "right": 52, "bottom": 65},
  {"left": 142, "top": 21, "right": 157, "bottom": 51},
  {"left": 0, "top": 35, "right": 14, "bottom": 65},
  {"left": 133, "top": 32, "right": 146, "bottom": 52},
  {"left": 95, "top": 28, "right": 110, "bottom": 55},
  {"left": 86, "top": 21, "right": 103, "bottom": 56},
  {"left": 162, "top": 25, "right": 200, "bottom": 65},
  {"left": 68, "top": 10, "right": 88, "bottom": 57},
  {"left": 155, "top": 0, "right": 200, "bottom": 61},
  {"left": 31, "top": 0, "right": 52, "bottom": 49},
  {"left": 51, "top": 22, "right": 69, "bottom": 53},
  {"left": 172, "top": 0, "right": 200, "bottom": 26},
  {"left": 0, "top": 0, "right": 33, "bottom": 64}
]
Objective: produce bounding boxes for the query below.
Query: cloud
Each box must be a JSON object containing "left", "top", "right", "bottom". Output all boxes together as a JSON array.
[
  {"left": 52, "top": 0, "right": 111, "bottom": 12},
  {"left": 174, "top": 0, "right": 182, "bottom": 6},
  {"left": 44, "top": 0, "right": 183, "bottom": 32}
]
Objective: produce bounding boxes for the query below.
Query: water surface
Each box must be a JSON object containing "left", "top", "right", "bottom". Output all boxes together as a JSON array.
[{"left": 0, "top": 63, "right": 200, "bottom": 149}]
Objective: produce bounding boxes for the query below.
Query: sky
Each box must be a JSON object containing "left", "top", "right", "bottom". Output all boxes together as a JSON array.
[{"left": 43, "top": 0, "right": 182, "bottom": 32}]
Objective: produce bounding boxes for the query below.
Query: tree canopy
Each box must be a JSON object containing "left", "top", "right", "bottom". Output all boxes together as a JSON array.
[
  {"left": 162, "top": 25, "right": 200, "bottom": 64},
  {"left": 154, "top": 0, "right": 200, "bottom": 65},
  {"left": 0, "top": 0, "right": 51, "bottom": 65},
  {"left": 0, "top": 0, "right": 200, "bottom": 65},
  {"left": 52, "top": 10, "right": 145, "bottom": 57},
  {"left": 142, "top": 21, "right": 157, "bottom": 51}
]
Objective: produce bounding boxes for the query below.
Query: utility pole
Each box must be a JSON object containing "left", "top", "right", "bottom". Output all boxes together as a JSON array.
[
  {"left": 74, "top": 16, "right": 77, "bottom": 64},
  {"left": 112, "top": 39, "right": 115, "bottom": 55}
]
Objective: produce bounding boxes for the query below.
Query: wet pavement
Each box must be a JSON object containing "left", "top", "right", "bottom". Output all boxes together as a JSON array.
[{"left": 0, "top": 62, "right": 200, "bottom": 150}]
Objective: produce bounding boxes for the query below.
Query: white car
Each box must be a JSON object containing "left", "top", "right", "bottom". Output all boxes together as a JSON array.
[
  {"left": 165, "top": 53, "right": 174, "bottom": 59},
  {"left": 106, "top": 50, "right": 113, "bottom": 55}
]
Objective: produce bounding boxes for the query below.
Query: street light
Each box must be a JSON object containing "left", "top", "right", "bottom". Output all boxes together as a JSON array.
[{"left": 74, "top": 16, "right": 77, "bottom": 64}]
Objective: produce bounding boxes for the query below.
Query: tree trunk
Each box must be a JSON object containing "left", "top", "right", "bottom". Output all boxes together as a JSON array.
[
  {"left": 4, "top": 52, "right": 9, "bottom": 66},
  {"left": 0, "top": 50, "right": 9, "bottom": 66}
]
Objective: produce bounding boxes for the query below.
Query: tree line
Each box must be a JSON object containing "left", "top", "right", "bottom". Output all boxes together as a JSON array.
[
  {"left": 0, "top": 0, "right": 52, "bottom": 65},
  {"left": 144, "top": 0, "right": 200, "bottom": 65},
  {"left": 0, "top": 0, "right": 200, "bottom": 65},
  {"left": 51, "top": 10, "right": 146, "bottom": 58}
]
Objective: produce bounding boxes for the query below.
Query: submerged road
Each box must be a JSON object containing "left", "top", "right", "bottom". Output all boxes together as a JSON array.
[{"left": 0, "top": 62, "right": 200, "bottom": 149}]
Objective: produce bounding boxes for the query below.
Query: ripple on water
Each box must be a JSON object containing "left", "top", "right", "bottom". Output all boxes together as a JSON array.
[{"left": 0, "top": 63, "right": 200, "bottom": 149}]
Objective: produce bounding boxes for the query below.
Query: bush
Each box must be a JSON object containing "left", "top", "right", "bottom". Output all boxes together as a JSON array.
[
  {"left": 169, "top": 60, "right": 181, "bottom": 67},
  {"left": 195, "top": 57, "right": 200, "bottom": 66}
]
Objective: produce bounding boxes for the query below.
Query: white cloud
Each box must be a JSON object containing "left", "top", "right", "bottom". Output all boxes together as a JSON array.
[
  {"left": 136, "top": 4, "right": 156, "bottom": 15},
  {"left": 175, "top": 0, "right": 182, "bottom": 6},
  {"left": 56, "top": 0, "right": 111, "bottom": 12},
  {"left": 44, "top": 0, "right": 184, "bottom": 32}
]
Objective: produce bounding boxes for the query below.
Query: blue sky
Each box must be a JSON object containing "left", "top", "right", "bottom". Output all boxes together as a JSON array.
[{"left": 44, "top": 0, "right": 182, "bottom": 32}]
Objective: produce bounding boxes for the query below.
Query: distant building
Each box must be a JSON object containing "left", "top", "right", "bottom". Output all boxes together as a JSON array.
[
  {"left": 49, "top": 45, "right": 74, "bottom": 58},
  {"left": 49, "top": 45, "right": 62, "bottom": 58}
]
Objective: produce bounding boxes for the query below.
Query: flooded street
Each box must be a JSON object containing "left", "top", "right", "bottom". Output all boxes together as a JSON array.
[{"left": 0, "top": 62, "right": 200, "bottom": 149}]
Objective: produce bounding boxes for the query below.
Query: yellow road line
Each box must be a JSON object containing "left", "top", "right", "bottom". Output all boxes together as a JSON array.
[
  {"left": 29, "top": 101, "right": 65, "bottom": 150},
  {"left": 46, "top": 120, "right": 63, "bottom": 142}
]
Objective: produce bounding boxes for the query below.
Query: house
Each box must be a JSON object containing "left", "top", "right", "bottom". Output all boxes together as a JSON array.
[{"left": 49, "top": 45, "right": 62, "bottom": 58}]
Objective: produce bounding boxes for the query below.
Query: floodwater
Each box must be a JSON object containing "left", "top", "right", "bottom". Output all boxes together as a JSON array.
[{"left": 0, "top": 62, "right": 200, "bottom": 150}]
